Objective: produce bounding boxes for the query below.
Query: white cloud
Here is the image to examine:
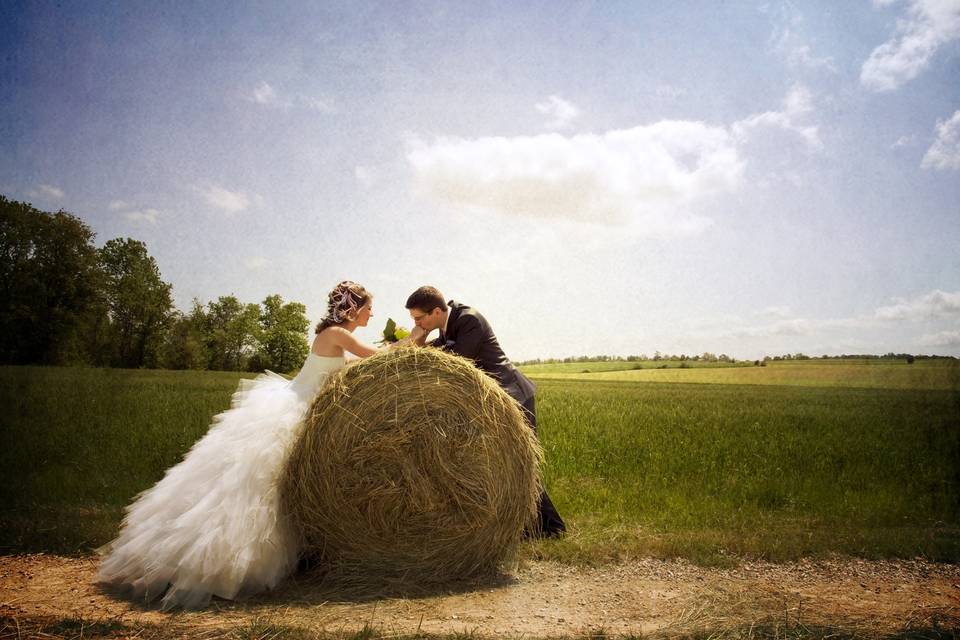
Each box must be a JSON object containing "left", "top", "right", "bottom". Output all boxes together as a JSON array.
[
  {"left": 125, "top": 208, "right": 159, "bottom": 224},
  {"left": 252, "top": 81, "right": 281, "bottom": 106},
  {"left": 734, "top": 318, "right": 816, "bottom": 338},
  {"left": 244, "top": 257, "right": 270, "bottom": 270},
  {"left": 756, "top": 305, "right": 794, "bottom": 318},
  {"left": 110, "top": 199, "right": 160, "bottom": 224},
  {"left": 921, "top": 109, "right": 960, "bottom": 170},
  {"left": 874, "top": 289, "right": 960, "bottom": 320},
  {"left": 743, "top": 291, "right": 960, "bottom": 331},
  {"left": 28, "top": 184, "right": 64, "bottom": 200},
  {"left": 861, "top": 0, "right": 960, "bottom": 92},
  {"left": 249, "top": 82, "right": 335, "bottom": 113},
  {"left": 769, "top": 9, "right": 837, "bottom": 72},
  {"left": 408, "top": 120, "right": 743, "bottom": 231},
  {"left": 198, "top": 184, "right": 252, "bottom": 214},
  {"left": 918, "top": 329, "right": 960, "bottom": 346},
  {"left": 409, "top": 86, "right": 824, "bottom": 234},
  {"left": 690, "top": 315, "right": 826, "bottom": 342},
  {"left": 732, "top": 84, "right": 822, "bottom": 151},
  {"left": 820, "top": 316, "right": 883, "bottom": 330},
  {"left": 656, "top": 84, "right": 687, "bottom": 100},
  {"left": 687, "top": 290, "right": 960, "bottom": 351},
  {"left": 784, "top": 171, "right": 805, "bottom": 187},
  {"left": 300, "top": 96, "right": 335, "bottom": 113},
  {"left": 355, "top": 166, "right": 377, "bottom": 189},
  {"left": 40, "top": 184, "right": 64, "bottom": 199},
  {"left": 892, "top": 134, "right": 916, "bottom": 148},
  {"left": 535, "top": 95, "right": 580, "bottom": 131},
  {"left": 724, "top": 316, "right": 880, "bottom": 339},
  {"left": 784, "top": 43, "right": 837, "bottom": 71}
]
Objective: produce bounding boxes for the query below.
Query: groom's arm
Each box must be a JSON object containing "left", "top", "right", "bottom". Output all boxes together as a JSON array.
[{"left": 443, "top": 315, "right": 483, "bottom": 360}]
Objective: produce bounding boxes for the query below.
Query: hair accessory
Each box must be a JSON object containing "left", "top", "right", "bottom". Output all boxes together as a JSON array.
[{"left": 328, "top": 281, "right": 361, "bottom": 323}]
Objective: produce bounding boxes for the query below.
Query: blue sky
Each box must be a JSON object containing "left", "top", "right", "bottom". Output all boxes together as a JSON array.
[{"left": 2, "top": 1, "right": 959, "bottom": 360}]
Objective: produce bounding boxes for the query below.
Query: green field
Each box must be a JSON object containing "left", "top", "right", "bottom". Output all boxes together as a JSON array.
[
  {"left": 532, "top": 374, "right": 958, "bottom": 564},
  {"left": 2, "top": 360, "right": 958, "bottom": 565},
  {"left": 519, "top": 359, "right": 750, "bottom": 375},
  {"left": 523, "top": 359, "right": 959, "bottom": 390}
]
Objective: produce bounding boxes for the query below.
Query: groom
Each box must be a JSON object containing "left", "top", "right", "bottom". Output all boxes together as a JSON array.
[{"left": 406, "top": 286, "right": 566, "bottom": 538}]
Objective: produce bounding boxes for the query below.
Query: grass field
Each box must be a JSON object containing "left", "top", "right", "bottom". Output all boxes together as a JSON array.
[
  {"left": 519, "top": 359, "right": 750, "bottom": 375},
  {"left": 523, "top": 359, "right": 960, "bottom": 390},
  {"left": 531, "top": 374, "right": 959, "bottom": 564},
  {"left": 1, "top": 367, "right": 257, "bottom": 553},
  {"left": 2, "top": 360, "right": 958, "bottom": 565}
]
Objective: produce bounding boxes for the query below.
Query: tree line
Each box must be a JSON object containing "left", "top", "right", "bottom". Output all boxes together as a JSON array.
[
  {"left": 518, "top": 352, "right": 741, "bottom": 365},
  {"left": 0, "top": 196, "right": 310, "bottom": 372},
  {"left": 518, "top": 351, "right": 955, "bottom": 367}
]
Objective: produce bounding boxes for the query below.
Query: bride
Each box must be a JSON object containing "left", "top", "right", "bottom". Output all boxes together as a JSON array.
[{"left": 97, "top": 281, "right": 410, "bottom": 609}]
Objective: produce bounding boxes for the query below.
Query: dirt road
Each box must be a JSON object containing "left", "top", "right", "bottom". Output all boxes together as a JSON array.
[{"left": 2, "top": 554, "right": 958, "bottom": 638}]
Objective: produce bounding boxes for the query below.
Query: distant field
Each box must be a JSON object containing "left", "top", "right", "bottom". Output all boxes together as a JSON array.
[
  {"left": 519, "top": 360, "right": 749, "bottom": 374},
  {"left": 2, "top": 360, "right": 958, "bottom": 565},
  {"left": 757, "top": 358, "right": 926, "bottom": 366},
  {"left": 524, "top": 359, "right": 959, "bottom": 390}
]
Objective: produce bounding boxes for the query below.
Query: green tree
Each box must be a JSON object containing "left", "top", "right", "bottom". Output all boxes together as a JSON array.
[
  {"left": 98, "top": 238, "right": 174, "bottom": 368},
  {"left": 200, "top": 296, "right": 261, "bottom": 371},
  {"left": 160, "top": 301, "right": 209, "bottom": 370},
  {"left": 0, "top": 196, "right": 105, "bottom": 364},
  {"left": 256, "top": 294, "right": 309, "bottom": 373}
]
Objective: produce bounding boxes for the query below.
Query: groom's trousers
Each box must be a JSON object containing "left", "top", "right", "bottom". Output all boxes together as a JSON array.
[{"left": 519, "top": 396, "right": 567, "bottom": 538}]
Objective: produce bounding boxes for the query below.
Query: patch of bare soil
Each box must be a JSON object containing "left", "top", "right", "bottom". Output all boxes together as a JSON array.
[{"left": 1, "top": 554, "right": 958, "bottom": 638}]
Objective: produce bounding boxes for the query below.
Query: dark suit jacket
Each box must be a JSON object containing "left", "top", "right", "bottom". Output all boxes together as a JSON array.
[{"left": 431, "top": 301, "right": 536, "bottom": 405}]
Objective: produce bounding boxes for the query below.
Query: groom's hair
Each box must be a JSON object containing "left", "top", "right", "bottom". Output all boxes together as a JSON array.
[{"left": 405, "top": 286, "right": 447, "bottom": 313}]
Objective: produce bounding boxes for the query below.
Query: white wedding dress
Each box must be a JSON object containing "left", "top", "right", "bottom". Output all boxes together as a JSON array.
[{"left": 96, "top": 354, "right": 346, "bottom": 610}]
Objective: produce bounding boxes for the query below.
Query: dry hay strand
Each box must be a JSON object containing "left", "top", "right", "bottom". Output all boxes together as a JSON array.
[{"left": 281, "top": 346, "right": 542, "bottom": 585}]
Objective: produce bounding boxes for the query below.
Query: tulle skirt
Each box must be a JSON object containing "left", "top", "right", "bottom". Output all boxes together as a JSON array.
[{"left": 97, "top": 371, "right": 310, "bottom": 609}]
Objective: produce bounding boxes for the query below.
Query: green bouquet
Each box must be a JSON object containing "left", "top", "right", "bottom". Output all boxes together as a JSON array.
[{"left": 379, "top": 318, "right": 411, "bottom": 345}]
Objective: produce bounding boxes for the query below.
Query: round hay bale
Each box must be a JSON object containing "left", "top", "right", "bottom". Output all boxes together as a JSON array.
[{"left": 281, "top": 346, "right": 542, "bottom": 582}]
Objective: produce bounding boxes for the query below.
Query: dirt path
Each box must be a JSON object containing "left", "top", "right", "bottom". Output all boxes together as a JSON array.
[{"left": 2, "top": 554, "right": 958, "bottom": 638}]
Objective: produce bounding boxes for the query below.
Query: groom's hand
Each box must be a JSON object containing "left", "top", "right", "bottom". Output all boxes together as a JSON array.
[{"left": 409, "top": 325, "right": 428, "bottom": 345}]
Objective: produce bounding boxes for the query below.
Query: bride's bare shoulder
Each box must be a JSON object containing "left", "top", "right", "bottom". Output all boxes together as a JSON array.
[{"left": 311, "top": 327, "right": 347, "bottom": 356}]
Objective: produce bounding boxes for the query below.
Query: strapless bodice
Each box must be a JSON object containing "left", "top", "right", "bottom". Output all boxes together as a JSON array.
[{"left": 288, "top": 353, "right": 345, "bottom": 400}]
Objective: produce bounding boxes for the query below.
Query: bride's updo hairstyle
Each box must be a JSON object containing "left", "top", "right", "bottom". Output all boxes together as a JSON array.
[{"left": 315, "top": 281, "right": 371, "bottom": 334}]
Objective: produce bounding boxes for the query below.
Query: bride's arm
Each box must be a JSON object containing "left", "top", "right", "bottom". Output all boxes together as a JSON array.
[
  {"left": 331, "top": 327, "right": 379, "bottom": 358},
  {"left": 330, "top": 325, "right": 429, "bottom": 358}
]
